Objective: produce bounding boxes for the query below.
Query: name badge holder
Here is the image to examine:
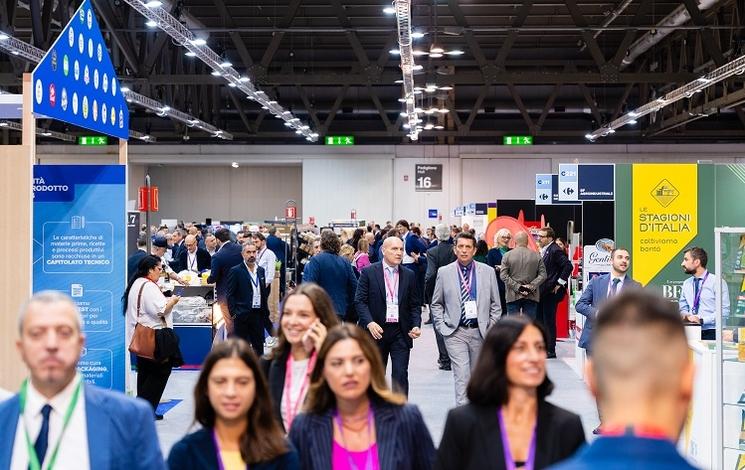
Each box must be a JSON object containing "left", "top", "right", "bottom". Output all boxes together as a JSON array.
[
  {"left": 249, "top": 266, "right": 261, "bottom": 308},
  {"left": 459, "top": 264, "right": 478, "bottom": 320},
  {"left": 384, "top": 268, "right": 400, "bottom": 323}
]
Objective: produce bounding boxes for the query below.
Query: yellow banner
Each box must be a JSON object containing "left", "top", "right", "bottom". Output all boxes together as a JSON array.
[{"left": 632, "top": 164, "right": 698, "bottom": 286}]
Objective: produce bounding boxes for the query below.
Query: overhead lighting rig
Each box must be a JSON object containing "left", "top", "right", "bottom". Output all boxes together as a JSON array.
[
  {"left": 0, "top": 120, "right": 75, "bottom": 142},
  {"left": 123, "top": 0, "right": 318, "bottom": 142},
  {"left": 392, "top": 0, "right": 420, "bottom": 141},
  {"left": 586, "top": 53, "right": 745, "bottom": 140}
]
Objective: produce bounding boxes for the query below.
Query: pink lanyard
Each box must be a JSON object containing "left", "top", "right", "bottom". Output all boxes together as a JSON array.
[
  {"left": 497, "top": 408, "right": 537, "bottom": 470},
  {"left": 283, "top": 351, "right": 317, "bottom": 430},
  {"left": 334, "top": 408, "right": 375, "bottom": 470},
  {"left": 212, "top": 429, "right": 249, "bottom": 470},
  {"left": 383, "top": 267, "right": 399, "bottom": 303}
]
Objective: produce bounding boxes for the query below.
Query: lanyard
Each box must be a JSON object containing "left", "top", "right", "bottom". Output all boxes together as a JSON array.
[
  {"left": 19, "top": 378, "right": 82, "bottom": 470},
  {"left": 211, "top": 429, "right": 249, "bottom": 470},
  {"left": 188, "top": 253, "right": 197, "bottom": 272},
  {"left": 383, "top": 267, "right": 399, "bottom": 303},
  {"left": 458, "top": 263, "right": 475, "bottom": 298},
  {"left": 283, "top": 351, "right": 317, "bottom": 430},
  {"left": 334, "top": 407, "right": 375, "bottom": 470},
  {"left": 497, "top": 408, "right": 537, "bottom": 470},
  {"left": 246, "top": 264, "right": 259, "bottom": 288},
  {"left": 692, "top": 272, "right": 709, "bottom": 314}
]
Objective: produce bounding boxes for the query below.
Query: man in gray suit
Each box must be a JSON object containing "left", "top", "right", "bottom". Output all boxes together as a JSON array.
[
  {"left": 431, "top": 232, "right": 502, "bottom": 405},
  {"left": 500, "top": 231, "right": 546, "bottom": 318}
]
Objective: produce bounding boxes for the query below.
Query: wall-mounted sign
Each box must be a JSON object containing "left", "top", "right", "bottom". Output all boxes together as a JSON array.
[
  {"left": 325, "top": 135, "right": 355, "bottom": 146},
  {"left": 428, "top": 209, "right": 438, "bottom": 219},
  {"left": 32, "top": 0, "right": 129, "bottom": 139},
  {"left": 415, "top": 164, "right": 443, "bottom": 192},
  {"left": 535, "top": 174, "right": 552, "bottom": 205},
  {"left": 78, "top": 135, "right": 108, "bottom": 145},
  {"left": 558, "top": 164, "right": 615, "bottom": 201},
  {"left": 503, "top": 135, "right": 533, "bottom": 146}
]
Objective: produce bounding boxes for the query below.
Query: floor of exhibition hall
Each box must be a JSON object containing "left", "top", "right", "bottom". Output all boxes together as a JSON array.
[{"left": 154, "top": 317, "right": 599, "bottom": 456}]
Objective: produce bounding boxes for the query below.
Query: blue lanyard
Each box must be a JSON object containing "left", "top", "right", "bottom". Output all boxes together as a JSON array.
[{"left": 692, "top": 272, "right": 709, "bottom": 314}]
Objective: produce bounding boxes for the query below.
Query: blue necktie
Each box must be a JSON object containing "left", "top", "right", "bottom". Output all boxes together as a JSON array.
[
  {"left": 34, "top": 404, "right": 52, "bottom": 466},
  {"left": 610, "top": 278, "right": 620, "bottom": 296}
]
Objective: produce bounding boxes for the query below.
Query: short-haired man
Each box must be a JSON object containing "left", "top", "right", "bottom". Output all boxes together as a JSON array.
[
  {"left": 152, "top": 236, "right": 186, "bottom": 286},
  {"left": 207, "top": 228, "right": 244, "bottom": 332},
  {"left": 549, "top": 290, "right": 697, "bottom": 469},
  {"left": 170, "top": 228, "right": 185, "bottom": 261},
  {"left": 575, "top": 247, "right": 642, "bottom": 434},
  {"left": 355, "top": 237, "right": 422, "bottom": 395},
  {"left": 126, "top": 232, "right": 148, "bottom": 282},
  {"left": 0, "top": 292, "right": 165, "bottom": 469},
  {"left": 679, "top": 246, "right": 729, "bottom": 340},
  {"left": 204, "top": 233, "right": 217, "bottom": 256},
  {"left": 303, "top": 230, "right": 358, "bottom": 320},
  {"left": 500, "top": 231, "right": 547, "bottom": 318},
  {"left": 176, "top": 234, "right": 211, "bottom": 273},
  {"left": 536, "top": 226, "right": 573, "bottom": 358},
  {"left": 425, "top": 223, "right": 456, "bottom": 370},
  {"left": 431, "top": 232, "right": 501, "bottom": 405},
  {"left": 266, "top": 226, "right": 289, "bottom": 298},
  {"left": 252, "top": 232, "right": 278, "bottom": 337},
  {"left": 226, "top": 243, "right": 270, "bottom": 355}
]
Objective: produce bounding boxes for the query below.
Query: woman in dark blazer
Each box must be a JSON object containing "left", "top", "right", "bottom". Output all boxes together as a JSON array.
[
  {"left": 168, "top": 339, "right": 299, "bottom": 470},
  {"left": 289, "top": 324, "right": 436, "bottom": 469},
  {"left": 487, "top": 228, "right": 513, "bottom": 314},
  {"left": 437, "top": 316, "right": 585, "bottom": 470}
]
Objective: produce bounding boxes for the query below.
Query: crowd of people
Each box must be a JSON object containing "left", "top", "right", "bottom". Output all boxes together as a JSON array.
[{"left": 0, "top": 217, "right": 728, "bottom": 469}]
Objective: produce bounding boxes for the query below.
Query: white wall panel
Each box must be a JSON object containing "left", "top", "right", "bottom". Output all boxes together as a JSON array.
[
  {"left": 147, "top": 165, "right": 301, "bottom": 222},
  {"left": 303, "top": 158, "right": 393, "bottom": 224},
  {"left": 461, "top": 158, "right": 552, "bottom": 202}
]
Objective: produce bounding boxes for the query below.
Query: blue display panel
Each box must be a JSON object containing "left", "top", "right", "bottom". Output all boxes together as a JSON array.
[
  {"left": 31, "top": 0, "right": 129, "bottom": 139},
  {"left": 33, "top": 165, "right": 126, "bottom": 391}
]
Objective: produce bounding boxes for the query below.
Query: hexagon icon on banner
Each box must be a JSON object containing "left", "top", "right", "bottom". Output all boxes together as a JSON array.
[{"left": 31, "top": 0, "right": 130, "bottom": 139}]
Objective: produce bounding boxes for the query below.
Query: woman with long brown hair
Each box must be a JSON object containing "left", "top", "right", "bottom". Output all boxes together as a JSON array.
[
  {"left": 262, "top": 283, "right": 340, "bottom": 432},
  {"left": 167, "top": 338, "right": 299, "bottom": 469},
  {"left": 289, "top": 324, "right": 435, "bottom": 469}
]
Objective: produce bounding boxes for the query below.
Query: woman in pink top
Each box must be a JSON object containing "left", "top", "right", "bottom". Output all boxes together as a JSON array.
[
  {"left": 354, "top": 239, "right": 372, "bottom": 272},
  {"left": 289, "top": 324, "right": 435, "bottom": 469}
]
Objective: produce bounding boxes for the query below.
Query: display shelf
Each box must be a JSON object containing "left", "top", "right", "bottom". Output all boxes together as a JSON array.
[{"left": 724, "top": 445, "right": 745, "bottom": 452}]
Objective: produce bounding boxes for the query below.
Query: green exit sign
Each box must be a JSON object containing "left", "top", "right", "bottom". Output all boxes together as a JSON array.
[
  {"left": 78, "top": 136, "right": 109, "bottom": 146},
  {"left": 503, "top": 135, "right": 533, "bottom": 146},
  {"left": 325, "top": 135, "right": 355, "bottom": 146}
]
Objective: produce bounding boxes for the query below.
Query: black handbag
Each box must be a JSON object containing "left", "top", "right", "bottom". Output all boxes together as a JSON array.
[{"left": 155, "top": 327, "right": 184, "bottom": 367}]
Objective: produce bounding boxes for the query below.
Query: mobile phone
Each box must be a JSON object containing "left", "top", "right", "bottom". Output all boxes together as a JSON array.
[{"left": 173, "top": 286, "right": 185, "bottom": 297}]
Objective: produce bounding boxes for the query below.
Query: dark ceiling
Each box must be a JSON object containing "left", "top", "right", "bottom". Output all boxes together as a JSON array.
[{"left": 2, "top": 0, "right": 745, "bottom": 144}]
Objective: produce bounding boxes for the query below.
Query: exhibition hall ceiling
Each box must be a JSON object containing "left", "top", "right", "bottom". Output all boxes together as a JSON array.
[{"left": 2, "top": 0, "right": 745, "bottom": 144}]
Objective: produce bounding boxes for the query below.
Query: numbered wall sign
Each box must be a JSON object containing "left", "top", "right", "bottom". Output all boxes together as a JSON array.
[{"left": 415, "top": 164, "right": 443, "bottom": 192}]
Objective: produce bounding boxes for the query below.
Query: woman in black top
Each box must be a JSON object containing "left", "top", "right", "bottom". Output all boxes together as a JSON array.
[{"left": 437, "top": 316, "right": 585, "bottom": 470}]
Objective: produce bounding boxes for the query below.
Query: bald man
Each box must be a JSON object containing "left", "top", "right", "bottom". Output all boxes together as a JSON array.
[
  {"left": 355, "top": 236, "right": 422, "bottom": 395},
  {"left": 175, "top": 234, "right": 211, "bottom": 273},
  {"left": 500, "top": 231, "right": 546, "bottom": 318},
  {"left": 550, "top": 290, "right": 697, "bottom": 469}
]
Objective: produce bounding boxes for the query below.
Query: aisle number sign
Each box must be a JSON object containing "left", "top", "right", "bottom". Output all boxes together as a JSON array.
[
  {"left": 415, "top": 164, "right": 443, "bottom": 192},
  {"left": 78, "top": 135, "right": 108, "bottom": 145},
  {"left": 325, "top": 135, "right": 355, "bottom": 146},
  {"left": 503, "top": 135, "right": 533, "bottom": 145}
]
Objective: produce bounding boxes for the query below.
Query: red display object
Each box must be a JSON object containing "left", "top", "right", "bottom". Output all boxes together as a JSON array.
[
  {"left": 556, "top": 292, "right": 569, "bottom": 339},
  {"left": 285, "top": 206, "right": 297, "bottom": 219},
  {"left": 138, "top": 186, "right": 159, "bottom": 212}
]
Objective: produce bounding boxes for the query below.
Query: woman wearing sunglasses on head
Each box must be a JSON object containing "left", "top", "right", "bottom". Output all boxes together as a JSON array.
[
  {"left": 436, "top": 316, "right": 585, "bottom": 470},
  {"left": 261, "top": 283, "right": 340, "bottom": 432},
  {"left": 167, "top": 338, "right": 299, "bottom": 470},
  {"left": 289, "top": 323, "right": 435, "bottom": 469}
]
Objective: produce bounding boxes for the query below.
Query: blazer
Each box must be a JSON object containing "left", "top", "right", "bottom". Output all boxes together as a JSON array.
[
  {"left": 261, "top": 350, "right": 291, "bottom": 432},
  {"left": 127, "top": 249, "right": 147, "bottom": 283},
  {"left": 540, "top": 243, "right": 573, "bottom": 296},
  {"left": 266, "top": 234, "right": 288, "bottom": 263},
  {"left": 207, "top": 241, "right": 244, "bottom": 303},
  {"left": 167, "top": 428, "right": 300, "bottom": 470},
  {"left": 302, "top": 252, "right": 358, "bottom": 319},
  {"left": 424, "top": 241, "right": 456, "bottom": 304},
  {"left": 430, "top": 261, "right": 502, "bottom": 338},
  {"left": 175, "top": 247, "right": 212, "bottom": 273},
  {"left": 354, "top": 262, "right": 422, "bottom": 346},
  {"left": 575, "top": 273, "right": 642, "bottom": 349},
  {"left": 288, "top": 400, "right": 435, "bottom": 470},
  {"left": 436, "top": 402, "right": 585, "bottom": 470},
  {"left": 403, "top": 233, "right": 428, "bottom": 271},
  {"left": 171, "top": 241, "right": 184, "bottom": 261},
  {"left": 226, "top": 262, "right": 270, "bottom": 319},
  {"left": 547, "top": 435, "right": 697, "bottom": 470},
  {"left": 500, "top": 246, "right": 547, "bottom": 303},
  {"left": 0, "top": 384, "right": 165, "bottom": 470}
]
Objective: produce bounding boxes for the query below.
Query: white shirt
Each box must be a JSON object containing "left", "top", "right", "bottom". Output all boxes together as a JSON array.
[
  {"left": 401, "top": 231, "right": 415, "bottom": 265},
  {"left": 257, "top": 247, "right": 277, "bottom": 286},
  {"left": 125, "top": 277, "right": 170, "bottom": 348},
  {"left": 382, "top": 260, "right": 400, "bottom": 304},
  {"left": 607, "top": 274, "right": 626, "bottom": 297},
  {"left": 246, "top": 263, "right": 262, "bottom": 308},
  {"left": 11, "top": 374, "right": 90, "bottom": 470},
  {"left": 186, "top": 250, "right": 198, "bottom": 272},
  {"left": 280, "top": 358, "right": 309, "bottom": 431}
]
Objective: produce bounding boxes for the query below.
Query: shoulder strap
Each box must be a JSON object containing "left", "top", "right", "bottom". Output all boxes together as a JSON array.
[{"left": 136, "top": 280, "right": 147, "bottom": 320}]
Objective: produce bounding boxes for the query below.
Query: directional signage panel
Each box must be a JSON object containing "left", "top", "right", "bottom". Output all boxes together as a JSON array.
[
  {"left": 535, "top": 174, "right": 552, "bottom": 205},
  {"left": 558, "top": 164, "right": 579, "bottom": 201},
  {"left": 558, "top": 164, "right": 615, "bottom": 201},
  {"left": 32, "top": 0, "right": 129, "bottom": 140}
]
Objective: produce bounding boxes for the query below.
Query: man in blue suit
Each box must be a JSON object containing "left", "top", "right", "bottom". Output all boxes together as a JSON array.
[
  {"left": 576, "top": 247, "right": 641, "bottom": 434},
  {"left": 302, "top": 230, "right": 358, "bottom": 320},
  {"left": 0, "top": 291, "right": 164, "bottom": 470},
  {"left": 266, "top": 226, "right": 288, "bottom": 298},
  {"left": 207, "top": 228, "right": 244, "bottom": 332},
  {"left": 226, "top": 242, "right": 270, "bottom": 355},
  {"left": 549, "top": 289, "right": 697, "bottom": 470}
]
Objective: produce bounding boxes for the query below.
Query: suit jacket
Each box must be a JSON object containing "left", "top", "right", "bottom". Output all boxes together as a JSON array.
[
  {"left": 425, "top": 242, "right": 456, "bottom": 304},
  {"left": 430, "top": 261, "right": 502, "bottom": 338},
  {"left": 261, "top": 350, "right": 292, "bottom": 432},
  {"left": 540, "top": 242, "right": 573, "bottom": 296},
  {"left": 171, "top": 241, "right": 184, "bottom": 261},
  {"left": 500, "top": 246, "right": 547, "bottom": 303},
  {"left": 436, "top": 402, "right": 585, "bottom": 470},
  {"left": 167, "top": 428, "right": 299, "bottom": 470},
  {"left": 0, "top": 384, "right": 165, "bottom": 470},
  {"left": 207, "top": 241, "right": 244, "bottom": 303},
  {"left": 354, "top": 262, "right": 422, "bottom": 346},
  {"left": 288, "top": 400, "right": 435, "bottom": 470},
  {"left": 127, "top": 249, "right": 147, "bottom": 283},
  {"left": 175, "top": 247, "right": 211, "bottom": 273},
  {"left": 575, "top": 274, "right": 642, "bottom": 349},
  {"left": 547, "top": 435, "right": 697, "bottom": 470},
  {"left": 302, "top": 252, "right": 358, "bottom": 319},
  {"left": 226, "top": 262, "right": 270, "bottom": 319},
  {"left": 266, "top": 234, "right": 288, "bottom": 263}
]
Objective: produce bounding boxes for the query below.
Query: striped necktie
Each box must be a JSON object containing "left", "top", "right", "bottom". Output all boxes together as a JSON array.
[{"left": 460, "top": 265, "right": 472, "bottom": 326}]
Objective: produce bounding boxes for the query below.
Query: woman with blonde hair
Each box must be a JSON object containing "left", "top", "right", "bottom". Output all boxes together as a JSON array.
[
  {"left": 289, "top": 324, "right": 435, "bottom": 469},
  {"left": 487, "top": 228, "right": 513, "bottom": 314}
]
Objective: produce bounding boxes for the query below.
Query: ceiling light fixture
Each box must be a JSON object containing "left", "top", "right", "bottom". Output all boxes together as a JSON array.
[
  {"left": 185, "top": 51, "right": 196, "bottom": 57},
  {"left": 383, "top": 6, "right": 395, "bottom": 14},
  {"left": 145, "top": 20, "right": 158, "bottom": 28},
  {"left": 190, "top": 38, "right": 207, "bottom": 46},
  {"left": 144, "top": 0, "right": 162, "bottom": 7}
]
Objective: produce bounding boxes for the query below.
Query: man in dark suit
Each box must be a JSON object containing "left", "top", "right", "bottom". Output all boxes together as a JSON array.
[
  {"left": 266, "top": 226, "right": 288, "bottom": 298},
  {"left": 207, "top": 228, "right": 244, "bottom": 332},
  {"left": 536, "top": 226, "right": 572, "bottom": 358},
  {"left": 355, "top": 236, "right": 422, "bottom": 395},
  {"left": 126, "top": 233, "right": 148, "bottom": 283},
  {"left": 550, "top": 290, "right": 697, "bottom": 470},
  {"left": 170, "top": 228, "right": 186, "bottom": 267},
  {"left": 176, "top": 235, "right": 211, "bottom": 274},
  {"left": 302, "top": 230, "right": 358, "bottom": 321},
  {"left": 424, "top": 223, "right": 456, "bottom": 370},
  {"left": 226, "top": 242, "right": 270, "bottom": 355}
]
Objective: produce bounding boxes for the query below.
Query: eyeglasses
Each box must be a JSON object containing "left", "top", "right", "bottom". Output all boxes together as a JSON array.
[{"left": 538, "top": 235, "right": 549, "bottom": 238}]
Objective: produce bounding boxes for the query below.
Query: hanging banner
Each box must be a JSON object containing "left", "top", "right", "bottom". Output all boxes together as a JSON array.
[{"left": 33, "top": 165, "right": 126, "bottom": 391}]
